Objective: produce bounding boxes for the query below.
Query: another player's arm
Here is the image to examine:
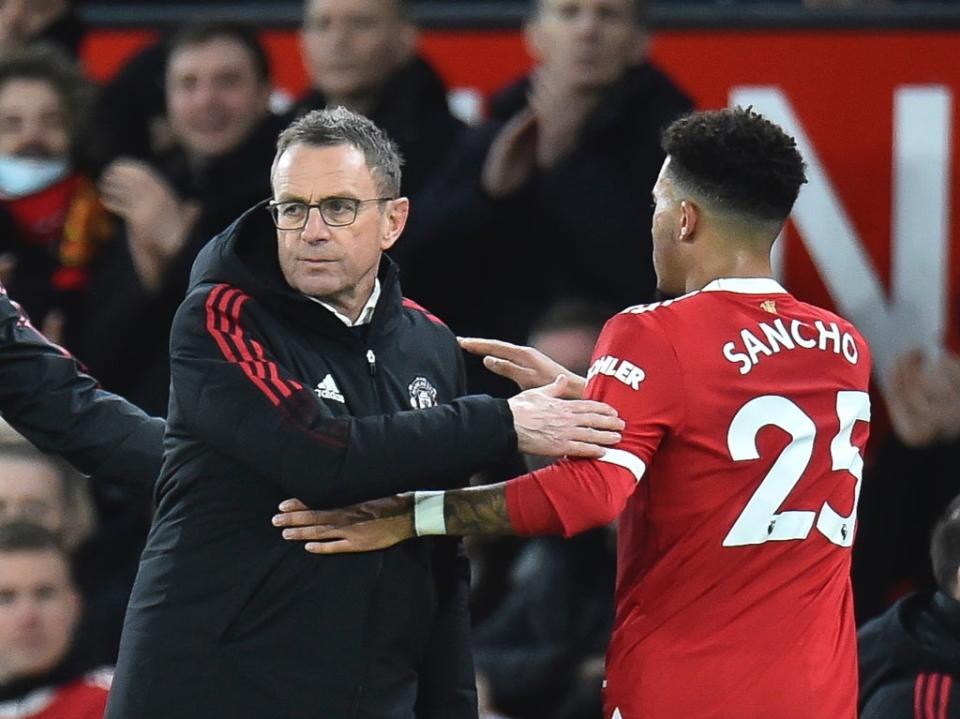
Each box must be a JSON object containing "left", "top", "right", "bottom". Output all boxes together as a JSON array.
[{"left": 272, "top": 484, "right": 513, "bottom": 553}]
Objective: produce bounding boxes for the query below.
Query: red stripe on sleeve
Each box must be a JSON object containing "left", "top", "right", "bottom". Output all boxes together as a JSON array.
[
  {"left": 927, "top": 674, "right": 942, "bottom": 719},
  {"left": 204, "top": 284, "right": 281, "bottom": 406},
  {"left": 402, "top": 297, "right": 447, "bottom": 327},
  {"left": 939, "top": 675, "right": 952, "bottom": 719},
  {"left": 227, "top": 294, "right": 294, "bottom": 399},
  {"left": 916, "top": 675, "right": 927, "bottom": 719}
]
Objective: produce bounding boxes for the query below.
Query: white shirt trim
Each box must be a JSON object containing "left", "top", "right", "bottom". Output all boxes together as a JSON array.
[
  {"left": 701, "top": 277, "right": 787, "bottom": 295},
  {"left": 597, "top": 449, "right": 647, "bottom": 482},
  {"left": 307, "top": 279, "right": 381, "bottom": 327}
]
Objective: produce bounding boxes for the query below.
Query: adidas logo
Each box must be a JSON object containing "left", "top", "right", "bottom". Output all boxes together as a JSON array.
[{"left": 314, "top": 374, "right": 345, "bottom": 403}]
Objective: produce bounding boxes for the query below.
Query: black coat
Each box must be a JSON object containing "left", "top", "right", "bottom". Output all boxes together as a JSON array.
[
  {"left": 858, "top": 591, "right": 960, "bottom": 718},
  {"left": 0, "top": 284, "right": 162, "bottom": 487},
  {"left": 106, "top": 205, "right": 517, "bottom": 719},
  {"left": 296, "top": 56, "right": 464, "bottom": 197}
]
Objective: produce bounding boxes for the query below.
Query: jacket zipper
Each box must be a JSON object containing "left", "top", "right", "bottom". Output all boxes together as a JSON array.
[{"left": 365, "top": 349, "right": 377, "bottom": 377}]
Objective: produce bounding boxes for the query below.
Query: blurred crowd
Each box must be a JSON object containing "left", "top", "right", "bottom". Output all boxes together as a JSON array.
[{"left": 0, "top": 0, "right": 957, "bottom": 717}]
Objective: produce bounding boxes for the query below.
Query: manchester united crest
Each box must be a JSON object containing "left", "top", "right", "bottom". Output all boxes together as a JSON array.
[{"left": 408, "top": 376, "right": 438, "bottom": 409}]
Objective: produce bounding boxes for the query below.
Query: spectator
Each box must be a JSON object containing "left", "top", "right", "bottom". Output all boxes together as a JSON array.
[
  {"left": 297, "top": 0, "right": 464, "bottom": 196},
  {"left": 0, "top": 46, "right": 111, "bottom": 345},
  {"left": 81, "top": 22, "right": 288, "bottom": 416},
  {"left": 396, "top": 0, "right": 692, "bottom": 393},
  {"left": 858, "top": 493, "right": 960, "bottom": 718},
  {"left": 0, "top": 439, "right": 150, "bottom": 667},
  {"left": 0, "top": 521, "right": 110, "bottom": 719},
  {"left": 0, "top": 0, "right": 85, "bottom": 58},
  {"left": 853, "top": 350, "right": 960, "bottom": 622}
]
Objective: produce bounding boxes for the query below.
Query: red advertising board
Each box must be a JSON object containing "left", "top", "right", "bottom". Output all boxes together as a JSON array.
[{"left": 82, "top": 28, "right": 959, "bottom": 389}]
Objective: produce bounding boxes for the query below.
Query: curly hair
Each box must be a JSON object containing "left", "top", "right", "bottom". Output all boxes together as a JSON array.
[
  {"left": 661, "top": 107, "right": 807, "bottom": 223},
  {"left": 931, "top": 494, "right": 960, "bottom": 597}
]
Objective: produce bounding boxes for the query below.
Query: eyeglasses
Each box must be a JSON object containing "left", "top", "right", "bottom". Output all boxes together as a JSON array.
[{"left": 267, "top": 197, "right": 394, "bottom": 230}]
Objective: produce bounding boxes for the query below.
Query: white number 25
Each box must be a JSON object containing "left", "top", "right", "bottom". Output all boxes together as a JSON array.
[{"left": 722, "top": 391, "right": 870, "bottom": 548}]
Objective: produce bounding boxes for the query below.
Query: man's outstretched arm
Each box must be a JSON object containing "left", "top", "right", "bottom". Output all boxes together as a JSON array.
[{"left": 272, "top": 451, "right": 643, "bottom": 552}]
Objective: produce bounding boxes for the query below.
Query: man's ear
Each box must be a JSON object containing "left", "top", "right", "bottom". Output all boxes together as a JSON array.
[
  {"left": 678, "top": 200, "right": 700, "bottom": 242},
  {"left": 380, "top": 197, "right": 410, "bottom": 251}
]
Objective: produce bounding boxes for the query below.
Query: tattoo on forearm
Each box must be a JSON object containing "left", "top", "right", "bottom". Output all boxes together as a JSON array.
[{"left": 443, "top": 484, "right": 514, "bottom": 535}]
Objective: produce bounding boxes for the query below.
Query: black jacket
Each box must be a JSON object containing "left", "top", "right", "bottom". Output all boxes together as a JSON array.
[
  {"left": 859, "top": 591, "right": 960, "bottom": 718},
  {"left": 106, "top": 205, "right": 517, "bottom": 719},
  {"left": 296, "top": 56, "right": 464, "bottom": 197},
  {"left": 0, "top": 284, "right": 162, "bottom": 487},
  {"left": 395, "top": 63, "right": 693, "bottom": 383}
]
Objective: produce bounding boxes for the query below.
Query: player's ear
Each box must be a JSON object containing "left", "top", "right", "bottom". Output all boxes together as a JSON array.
[{"left": 678, "top": 200, "right": 699, "bottom": 243}]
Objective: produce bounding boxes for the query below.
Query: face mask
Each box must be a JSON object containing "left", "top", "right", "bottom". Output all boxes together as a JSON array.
[{"left": 0, "top": 154, "right": 70, "bottom": 198}]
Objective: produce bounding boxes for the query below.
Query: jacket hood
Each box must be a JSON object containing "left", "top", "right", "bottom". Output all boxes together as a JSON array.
[{"left": 188, "top": 201, "right": 401, "bottom": 329}]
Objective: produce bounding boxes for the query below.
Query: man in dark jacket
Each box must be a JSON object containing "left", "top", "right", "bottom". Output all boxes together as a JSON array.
[
  {"left": 105, "top": 107, "right": 623, "bottom": 719},
  {"left": 859, "top": 494, "right": 960, "bottom": 718},
  {"left": 297, "top": 0, "right": 463, "bottom": 197},
  {"left": 395, "top": 0, "right": 692, "bottom": 394}
]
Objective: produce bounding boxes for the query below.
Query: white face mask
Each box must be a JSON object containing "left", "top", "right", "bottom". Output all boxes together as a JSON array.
[{"left": 0, "top": 154, "right": 70, "bottom": 198}]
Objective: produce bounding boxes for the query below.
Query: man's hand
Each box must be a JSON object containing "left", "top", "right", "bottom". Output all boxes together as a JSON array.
[
  {"left": 508, "top": 375, "right": 622, "bottom": 458},
  {"left": 99, "top": 159, "right": 198, "bottom": 291},
  {"left": 272, "top": 495, "right": 415, "bottom": 554},
  {"left": 528, "top": 69, "right": 598, "bottom": 170},
  {"left": 481, "top": 108, "right": 538, "bottom": 199},
  {"left": 459, "top": 336, "right": 586, "bottom": 396}
]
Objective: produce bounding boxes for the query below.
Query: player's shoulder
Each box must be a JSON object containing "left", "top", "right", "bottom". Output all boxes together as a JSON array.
[
  {"left": 795, "top": 299, "right": 864, "bottom": 337},
  {"left": 611, "top": 289, "right": 708, "bottom": 336}
]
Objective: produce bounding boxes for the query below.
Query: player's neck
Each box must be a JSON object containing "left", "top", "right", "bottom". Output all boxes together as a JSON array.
[{"left": 685, "top": 248, "right": 774, "bottom": 293}]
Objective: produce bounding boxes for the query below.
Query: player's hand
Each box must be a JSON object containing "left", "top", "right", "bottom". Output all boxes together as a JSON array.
[
  {"left": 272, "top": 495, "right": 415, "bottom": 554},
  {"left": 459, "top": 336, "right": 587, "bottom": 396},
  {"left": 508, "top": 375, "right": 623, "bottom": 458}
]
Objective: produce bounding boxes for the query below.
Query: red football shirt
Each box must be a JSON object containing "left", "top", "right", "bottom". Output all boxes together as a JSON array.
[
  {"left": 0, "top": 670, "right": 111, "bottom": 718},
  {"left": 506, "top": 278, "right": 871, "bottom": 719}
]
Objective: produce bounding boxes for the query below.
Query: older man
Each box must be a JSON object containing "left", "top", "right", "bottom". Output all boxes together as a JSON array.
[{"left": 105, "top": 107, "right": 622, "bottom": 719}]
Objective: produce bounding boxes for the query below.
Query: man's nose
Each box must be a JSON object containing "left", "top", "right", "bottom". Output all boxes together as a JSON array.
[{"left": 301, "top": 206, "right": 331, "bottom": 241}]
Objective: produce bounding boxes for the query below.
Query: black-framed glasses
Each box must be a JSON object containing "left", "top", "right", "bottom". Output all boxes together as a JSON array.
[{"left": 267, "top": 197, "right": 394, "bottom": 230}]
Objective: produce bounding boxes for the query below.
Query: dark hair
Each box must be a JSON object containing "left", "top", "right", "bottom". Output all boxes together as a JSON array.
[
  {"left": 661, "top": 107, "right": 807, "bottom": 224},
  {"left": 931, "top": 494, "right": 960, "bottom": 596},
  {"left": 0, "top": 44, "right": 91, "bottom": 148},
  {"left": 167, "top": 22, "right": 271, "bottom": 84},
  {"left": 531, "top": 0, "right": 648, "bottom": 26},
  {"left": 0, "top": 521, "right": 66, "bottom": 556},
  {"left": 275, "top": 107, "right": 403, "bottom": 197}
]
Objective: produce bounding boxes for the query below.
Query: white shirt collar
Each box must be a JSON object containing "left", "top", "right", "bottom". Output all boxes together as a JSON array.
[
  {"left": 701, "top": 277, "right": 787, "bottom": 295},
  {"left": 307, "top": 279, "right": 381, "bottom": 327}
]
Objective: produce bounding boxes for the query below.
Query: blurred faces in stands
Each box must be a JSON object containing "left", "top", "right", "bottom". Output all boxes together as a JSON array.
[
  {"left": 301, "top": 0, "right": 416, "bottom": 113},
  {"left": 526, "top": 0, "right": 647, "bottom": 93},
  {"left": 0, "top": 0, "right": 70, "bottom": 51},
  {"left": 0, "top": 522, "right": 80, "bottom": 684},
  {"left": 166, "top": 31, "right": 271, "bottom": 164},
  {"left": 0, "top": 441, "right": 94, "bottom": 551}
]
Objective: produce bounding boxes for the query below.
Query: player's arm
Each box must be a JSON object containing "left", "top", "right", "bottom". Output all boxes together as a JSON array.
[
  {"left": 274, "top": 313, "right": 681, "bottom": 551},
  {"left": 273, "top": 454, "right": 641, "bottom": 553}
]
